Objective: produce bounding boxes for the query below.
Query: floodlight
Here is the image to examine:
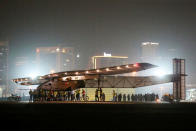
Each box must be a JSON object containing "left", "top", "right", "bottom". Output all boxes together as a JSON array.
[
  {"left": 30, "top": 73, "right": 38, "bottom": 80},
  {"left": 153, "top": 68, "right": 166, "bottom": 77}
]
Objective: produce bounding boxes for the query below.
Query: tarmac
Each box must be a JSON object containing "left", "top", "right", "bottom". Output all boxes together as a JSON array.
[{"left": 0, "top": 101, "right": 196, "bottom": 130}]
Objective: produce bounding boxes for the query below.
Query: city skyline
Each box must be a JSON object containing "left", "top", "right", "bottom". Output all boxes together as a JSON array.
[
  {"left": 0, "top": 0, "right": 194, "bottom": 81},
  {"left": 0, "top": 0, "right": 195, "bottom": 95}
]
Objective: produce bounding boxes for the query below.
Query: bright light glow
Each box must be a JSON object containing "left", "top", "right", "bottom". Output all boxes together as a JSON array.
[
  {"left": 62, "top": 77, "right": 66, "bottom": 81},
  {"left": 96, "top": 69, "right": 100, "bottom": 72},
  {"left": 106, "top": 68, "right": 110, "bottom": 71},
  {"left": 142, "top": 42, "right": 159, "bottom": 46},
  {"left": 62, "top": 77, "right": 72, "bottom": 81},
  {"left": 39, "top": 76, "right": 43, "bottom": 79},
  {"left": 26, "top": 69, "right": 41, "bottom": 80},
  {"left": 64, "top": 72, "right": 67, "bottom": 75},
  {"left": 85, "top": 71, "right": 89, "bottom": 74},
  {"left": 126, "top": 65, "right": 129, "bottom": 68},
  {"left": 131, "top": 71, "right": 137, "bottom": 76},
  {"left": 142, "top": 42, "right": 150, "bottom": 46},
  {"left": 56, "top": 48, "right": 60, "bottom": 52},
  {"left": 153, "top": 68, "right": 167, "bottom": 77},
  {"left": 29, "top": 73, "right": 38, "bottom": 79},
  {"left": 62, "top": 77, "right": 71, "bottom": 81},
  {"left": 104, "top": 52, "right": 111, "bottom": 57},
  {"left": 156, "top": 99, "right": 161, "bottom": 103},
  {"left": 117, "top": 66, "right": 121, "bottom": 69},
  {"left": 75, "top": 72, "right": 79, "bottom": 75},
  {"left": 133, "top": 63, "right": 139, "bottom": 67},
  {"left": 76, "top": 54, "right": 80, "bottom": 58},
  {"left": 151, "top": 42, "right": 159, "bottom": 45},
  {"left": 154, "top": 70, "right": 166, "bottom": 77},
  {"left": 50, "top": 69, "right": 55, "bottom": 74}
]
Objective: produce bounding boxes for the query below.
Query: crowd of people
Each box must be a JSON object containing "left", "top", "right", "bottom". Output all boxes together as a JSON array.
[
  {"left": 95, "top": 88, "right": 105, "bottom": 101},
  {"left": 112, "top": 90, "right": 159, "bottom": 102},
  {"left": 113, "top": 93, "right": 131, "bottom": 102},
  {"left": 29, "top": 88, "right": 159, "bottom": 102},
  {"left": 29, "top": 89, "right": 88, "bottom": 102},
  {"left": 112, "top": 91, "right": 130, "bottom": 102},
  {"left": 131, "top": 93, "right": 159, "bottom": 102}
]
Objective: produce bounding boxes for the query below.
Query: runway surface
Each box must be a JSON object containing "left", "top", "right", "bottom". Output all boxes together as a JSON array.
[{"left": 0, "top": 101, "right": 196, "bottom": 130}]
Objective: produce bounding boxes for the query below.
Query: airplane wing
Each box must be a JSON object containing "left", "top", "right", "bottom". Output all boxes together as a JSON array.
[{"left": 12, "top": 62, "right": 158, "bottom": 86}]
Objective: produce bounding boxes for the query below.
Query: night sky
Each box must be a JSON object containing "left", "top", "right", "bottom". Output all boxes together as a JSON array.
[{"left": 0, "top": 0, "right": 196, "bottom": 83}]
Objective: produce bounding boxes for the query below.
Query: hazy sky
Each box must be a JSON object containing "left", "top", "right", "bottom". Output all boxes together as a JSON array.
[{"left": 0, "top": 0, "right": 196, "bottom": 83}]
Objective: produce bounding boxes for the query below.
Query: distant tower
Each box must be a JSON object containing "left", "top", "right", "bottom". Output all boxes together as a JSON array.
[
  {"left": 0, "top": 41, "right": 9, "bottom": 97},
  {"left": 173, "top": 58, "right": 186, "bottom": 100},
  {"left": 141, "top": 42, "right": 159, "bottom": 63}
]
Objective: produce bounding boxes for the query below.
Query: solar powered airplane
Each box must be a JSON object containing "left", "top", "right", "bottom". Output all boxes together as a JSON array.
[{"left": 12, "top": 63, "right": 175, "bottom": 91}]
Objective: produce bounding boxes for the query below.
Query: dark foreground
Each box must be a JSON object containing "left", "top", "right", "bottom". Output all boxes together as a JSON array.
[{"left": 0, "top": 102, "right": 196, "bottom": 130}]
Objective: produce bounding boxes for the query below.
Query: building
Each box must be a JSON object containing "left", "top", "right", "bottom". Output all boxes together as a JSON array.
[
  {"left": 36, "top": 46, "right": 77, "bottom": 75},
  {"left": 141, "top": 42, "right": 159, "bottom": 63},
  {"left": 140, "top": 42, "right": 161, "bottom": 75},
  {"left": 91, "top": 52, "right": 128, "bottom": 69},
  {"left": 0, "top": 41, "right": 9, "bottom": 97}
]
